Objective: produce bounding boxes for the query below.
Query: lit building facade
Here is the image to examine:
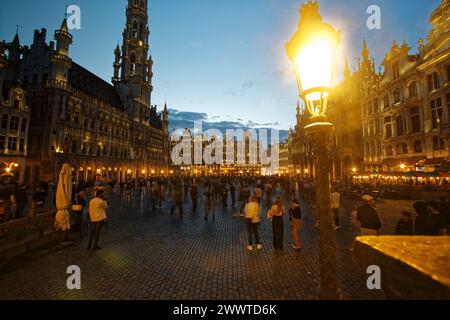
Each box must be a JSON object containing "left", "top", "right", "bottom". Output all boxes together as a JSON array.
[
  {"left": 361, "top": 0, "right": 450, "bottom": 173},
  {"left": 1, "top": 0, "right": 169, "bottom": 185}
]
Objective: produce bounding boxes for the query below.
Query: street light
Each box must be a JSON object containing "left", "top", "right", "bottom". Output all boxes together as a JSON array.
[{"left": 286, "top": 0, "right": 340, "bottom": 300}]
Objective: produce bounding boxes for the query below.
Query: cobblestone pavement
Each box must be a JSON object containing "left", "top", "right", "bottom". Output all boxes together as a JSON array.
[{"left": 0, "top": 189, "right": 385, "bottom": 300}]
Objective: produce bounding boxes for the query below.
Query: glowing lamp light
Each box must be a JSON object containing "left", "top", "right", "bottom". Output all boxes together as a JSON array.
[
  {"left": 5, "top": 167, "right": 11, "bottom": 173},
  {"left": 286, "top": 1, "right": 340, "bottom": 121},
  {"left": 400, "top": 163, "right": 406, "bottom": 170},
  {"left": 352, "top": 167, "right": 357, "bottom": 173}
]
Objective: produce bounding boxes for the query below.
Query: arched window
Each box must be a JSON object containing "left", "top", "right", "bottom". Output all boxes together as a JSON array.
[
  {"left": 396, "top": 115, "right": 404, "bottom": 136},
  {"left": 396, "top": 142, "right": 408, "bottom": 155},
  {"left": 394, "top": 89, "right": 401, "bottom": 104},
  {"left": 408, "top": 82, "right": 418, "bottom": 98},
  {"left": 414, "top": 140, "right": 422, "bottom": 153},
  {"left": 428, "top": 72, "right": 441, "bottom": 91}
]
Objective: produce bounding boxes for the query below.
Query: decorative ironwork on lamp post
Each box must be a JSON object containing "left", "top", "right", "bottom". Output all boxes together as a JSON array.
[{"left": 286, "top": 0, "right": 340, "bottom": 299}]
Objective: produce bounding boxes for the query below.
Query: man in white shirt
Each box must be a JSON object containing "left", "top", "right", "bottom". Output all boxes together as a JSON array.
[
  {"left": 331, "top": 189, "right": 341, "bottom": 230},
  {"left": 87, "top": 190, "right": 108, "bottom": 250}
]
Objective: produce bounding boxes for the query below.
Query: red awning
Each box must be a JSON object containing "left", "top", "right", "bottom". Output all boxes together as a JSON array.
[{"left": 417, "top": 157, "right": 446, "bottom": 166}]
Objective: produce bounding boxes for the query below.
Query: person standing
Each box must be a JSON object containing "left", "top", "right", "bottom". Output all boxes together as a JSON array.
[
  {"left": 356, "top": 195, "right": 381, "bottom": 235},
  {"left": 171, "top": 184, "right": 183, "bottom": 217},
  {"left": 204, "top": 185, "right": 215, "bottom": 220},
  {"left": 190, "top": 183, "right": 199, "bottom": 212},
  {"left": 395, "top": 211, "right": 414, "bottom": 235},
  {"left": 14, "top": 185, "right": 28, "bottom": 219},
  {"left": 244, "top": 196, "right": 262, "bottom": 251},
  {"left": 229, "top": 183, "right": 236, "bottom": 209},
  {"left": 413, "top": 201, "right": 438, "bottom": 235},
  {"left": 330, "top": 189, "right": 341, "bottom": 230},
  {"left": 289, "top": 199, "right": 302, "bottom": 250},
  {"left": 72, "top": 191, "right": 86, "bottom": 238},
  {"left": 239, "top": 184, "right": 251, "bottom": 216},
  {"left": 268, "top": 196, "right": 285, "bottom": 250},
  {"left": 87, "top": 190, "right": 108, "bottom": 250}
]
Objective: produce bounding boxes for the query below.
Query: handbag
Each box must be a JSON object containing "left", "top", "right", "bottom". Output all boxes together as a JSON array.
[{"left": 267, "top": 207, "right": 275, "bottom": 220}]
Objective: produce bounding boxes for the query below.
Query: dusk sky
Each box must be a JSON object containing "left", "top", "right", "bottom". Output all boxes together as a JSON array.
[{"left": 0, "top": 0, "right": 442, "bottom": 132}]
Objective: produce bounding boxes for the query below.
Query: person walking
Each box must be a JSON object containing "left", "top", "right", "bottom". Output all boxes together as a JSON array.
[
  {"left": 190, "top": 183, "right": 199, "bottom": 212},
  {"left": 170, "top": 184, "right": 183, "bottom": 217},
  {"left": 87, "top": 190, "right": 108, "bottom": 250},
  {"left": 72, "top": 190, "right": 86, "bottom": 238},
  {"left": 268, "top": 196, "right": 285, "bottom": 250},
  {"left": 244, "top": 196, "right": 262, "bottom": 251},
  {"left": 331, "top": 189, "right": 341, "bottom": 230},
  {"left": 229, "top": 183, "right": 236, "bottom": 209},
  {"left": 356, "top": 195, "right": 381, "bottom": 235},
  {"left": 14, "top": 185, "right": 28, "bottom": 220},
  {"left": 289, "top": 199, "right": 302, "bottom": 250},
  {"left": 204, "top": 185, "right": 215, "bottom": 220}
]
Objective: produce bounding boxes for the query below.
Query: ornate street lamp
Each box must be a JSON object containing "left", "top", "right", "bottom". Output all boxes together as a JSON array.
[{"left": 286, "top": 0, "right": 340, "bottom": 299}]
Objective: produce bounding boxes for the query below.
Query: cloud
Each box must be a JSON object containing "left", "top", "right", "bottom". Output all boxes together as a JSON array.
[
  {"left": 224, "top": 80, "right": 256, "bottom": 97},
  {"left": 168, "top": 109, "right": 288, "bottom": 141}
]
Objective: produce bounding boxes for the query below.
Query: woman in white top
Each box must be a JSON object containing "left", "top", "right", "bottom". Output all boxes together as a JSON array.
[{"left": 244, "top": 196, "right": 262, "bottom": 251}]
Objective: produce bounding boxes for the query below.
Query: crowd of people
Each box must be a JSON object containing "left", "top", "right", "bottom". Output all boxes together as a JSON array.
[
  {"left": 2, "top": 174, "right": 449, "bottom": 253},
  {"left": 0, "top": 181, "right": 50, "bottom": 224}
]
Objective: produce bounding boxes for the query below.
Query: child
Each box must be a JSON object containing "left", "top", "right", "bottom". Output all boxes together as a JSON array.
[{"left": 395, "top": 211, "right": 414, "bottom": 235}]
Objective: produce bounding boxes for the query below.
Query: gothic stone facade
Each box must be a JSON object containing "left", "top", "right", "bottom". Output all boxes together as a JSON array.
[{"left": 1, "top": 0, "right": 169, "bottom": 184}]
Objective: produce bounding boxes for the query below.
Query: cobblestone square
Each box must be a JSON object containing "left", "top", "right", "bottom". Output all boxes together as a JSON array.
[{"left": 0, "top": 189, "right": 384, "bottom": 300}]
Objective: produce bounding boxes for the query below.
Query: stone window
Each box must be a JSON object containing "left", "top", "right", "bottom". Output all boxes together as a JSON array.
[
  {"left": 7, "top": 137, "right": 17, "bottom": 151},
  {"left": 430, "top": 98, "right": 443, "bottom": 129},
  {"left": 410, "top": 106, "right": 421, "bottom": 133},
  {"left": 408, "top": 82, "right": 418, "bottom": 98},
  {"left": 396, "top": 115, "right": 405, "bottom": 136},
  {"left": 428, "top": 72, "right": 441, "bottom": 92},
  {"left": 0, "top": 135, "right": 5, "bottom": 150},
  {"left": 384, "top": 116, "right": 392, "bottom": 138},
  {"left": 433, "top": 136, "right": 445, "bottom": 151},
  {"left": 9, "top": 116, "right": 19, "bottom": 131},
  {"left": 414, "top": 140, "right": 422, "bottom": 153},
  {"left": 396, "top": 142, "right": 408, "bottom": 155},
  {"left": 20, "top": 119, "right": 27, "bottom": 132},
  {"left": 394, "top": 89, "right": 401, "bottom": 104},
  {"left": 1, "top": 115, "right": 8, "bottom": 129}
]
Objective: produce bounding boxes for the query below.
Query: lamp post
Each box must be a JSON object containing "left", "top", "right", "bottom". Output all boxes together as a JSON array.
[{"left": 286, "top": 0, "right": 340, "bottom": 299}]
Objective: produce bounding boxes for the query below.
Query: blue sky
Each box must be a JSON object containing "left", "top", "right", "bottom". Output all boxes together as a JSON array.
[{"left": 0, "top": 0, "right": 442, "bottom": 131}]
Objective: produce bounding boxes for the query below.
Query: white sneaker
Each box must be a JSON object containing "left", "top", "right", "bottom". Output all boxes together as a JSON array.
[
  {"left": 256, "top": 244, "right": 262, "bottom": 250},
  {"left": 246, "top": 245, "right": 253, "bottom": 251},
  {"left": 334, "top": 226, "right": 340, "bottom": 230}
]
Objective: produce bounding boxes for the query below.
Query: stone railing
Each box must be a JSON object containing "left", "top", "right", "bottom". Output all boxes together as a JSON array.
[
  {"left": 0, "top": 209, "right": 57, "bottom": 264},
  {"left": 352, "top": 236, "right": 450, "bottom": 299}
]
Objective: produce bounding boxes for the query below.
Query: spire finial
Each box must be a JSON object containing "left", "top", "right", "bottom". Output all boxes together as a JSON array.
[
  {"left": 16, "top": 24, "right": 19, "bottom": 35},
  {"left": 344, "top": 58, "right": 351, "bottom": 79}
]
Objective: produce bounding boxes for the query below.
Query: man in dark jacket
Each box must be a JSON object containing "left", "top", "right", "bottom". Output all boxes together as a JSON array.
[
  {"left": 356, "top": 195, "right": 381, "bottom": 235},
  {"left": 413, "top": 201, "right": 438, "bottom": 235}
]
